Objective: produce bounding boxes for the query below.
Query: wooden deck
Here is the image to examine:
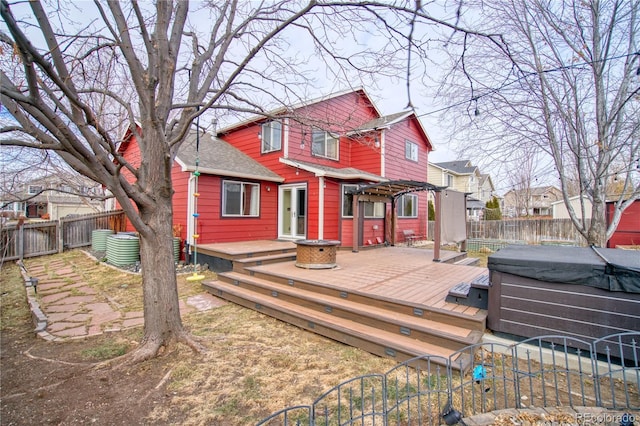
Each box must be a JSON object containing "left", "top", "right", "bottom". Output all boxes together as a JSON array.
[{"left": 200, "top": 240, "right": 488, "bottom": 370}]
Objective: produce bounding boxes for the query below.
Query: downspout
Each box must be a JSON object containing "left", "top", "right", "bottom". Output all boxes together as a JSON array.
[
  {"left": 318, "top": 176, "right": 325, "bottom": 240},
  {"left": 380, "top": 129, "right": 386, "bottom": 176},
  {"left": 283, "top": 118, "right": 290, "bottom": 158}
]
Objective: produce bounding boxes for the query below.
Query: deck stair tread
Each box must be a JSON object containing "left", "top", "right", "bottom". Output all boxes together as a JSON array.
[
  {"left": 471, "top": 274, "right": 490, "bottom": 288},
  {"left": 199, "top": 246, "right": 296, "bottom": 261},
  {"left": 454, "top": 257, "right": 480, "bottom": 266},
  {"left": 218, "top": 271, "right": 480, "bottom": 345},
  {"left": 234, "top": 252, "right": 296, "bottom": 263},
  {"left": 445, "top": 275, "right": 489, "bottom": 309},
  {"left": 448, "top": 282, "right": 471, "bottom": 298},
  {"left": 203, "top": 279, "right": 471, "bottom": 367}
]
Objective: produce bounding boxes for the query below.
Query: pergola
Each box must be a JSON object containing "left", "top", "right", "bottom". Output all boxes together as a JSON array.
[{"left": 347, "top": 180, "right": 450, "bottom": 261}]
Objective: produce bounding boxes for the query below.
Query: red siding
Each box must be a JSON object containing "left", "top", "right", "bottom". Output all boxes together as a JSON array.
[
  {"left": 322, "top": 179, "right": 341, "bottom": 240},
  {"left": 171, "top": 162, "right": 190, "bottom": 240},
  {"left": 194, "top": 176, "right": 278, "bottom": 243},
  {"left": 118, "top": 90, "right": 434, "bottom": 247},
  {"left": 607, "top": 200, "right": 640, "bottom": 247}
]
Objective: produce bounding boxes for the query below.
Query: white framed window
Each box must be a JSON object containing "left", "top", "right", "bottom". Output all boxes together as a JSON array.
[
  {"left": 405, "top": 140, "right": 418, "bottom": 162},
  {"left": 27, "top": 185, "right": 43, "bottom": 195},
  {"left": 397, "top": 194, "right": 418, "bottom": 218},
  {"left": 445, "top": 174, "right": 453, "bottom": 187},
  {"left": 222, "top": 181, "right": 260, "bottom": 217},
  {"left": 261, "top": 120, "right": 282, "bottom": 153},
  {"left": 312, "top": 128, "right": 339, "bottom": 160}
]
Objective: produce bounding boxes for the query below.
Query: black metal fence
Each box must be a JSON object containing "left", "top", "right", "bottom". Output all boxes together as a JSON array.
[
  {"left": 257, "top": 332, "right": 639, "bottom": 425},
  {"left": 0, "top": 210, "right": 126, "bottom": 262}
]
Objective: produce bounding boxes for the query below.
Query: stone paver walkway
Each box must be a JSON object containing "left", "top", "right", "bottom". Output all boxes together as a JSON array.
[{"left": 21, "top": 256, "right": 225, "bottom": 341}]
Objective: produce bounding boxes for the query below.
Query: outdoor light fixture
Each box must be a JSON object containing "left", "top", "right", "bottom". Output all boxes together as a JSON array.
[{"left": 374, "top": 136, "right": 380, "bottom": 148}]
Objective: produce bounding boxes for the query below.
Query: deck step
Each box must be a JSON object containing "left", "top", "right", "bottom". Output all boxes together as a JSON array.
[
  {"left": 233, "top": 253, "right": 297, "bottom": 273},
  {"left": 203, "top": 279, "right": 473, "bottom": 371},
  {"left": 445, "top": 274, "right": 490, "bottom": 309},
  {"left": 454, "top": 257, "right": 480, "bottom": 266},
  {"left": 217, "top": 271, "right": 482, "bottom": 349}
]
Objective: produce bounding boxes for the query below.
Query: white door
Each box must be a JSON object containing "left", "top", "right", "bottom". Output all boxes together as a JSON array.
[{"left": 279, "top": 184, "right": 306, "bottom": 239}]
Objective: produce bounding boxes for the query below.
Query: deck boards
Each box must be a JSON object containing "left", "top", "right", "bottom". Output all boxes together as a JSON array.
[
  {"left": 200, "top": 240, "right": 487, "bottom": 369},
  {"left": 249, "top": 246, "right": 487, "bottom": 317}
]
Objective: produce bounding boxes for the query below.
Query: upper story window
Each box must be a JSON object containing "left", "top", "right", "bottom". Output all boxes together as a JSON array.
[
  {"left": 397, "top": 194, "right": 418, "bottom": 218},
  {"left": 27, "top": 185, "right": 43, "bottom": 195},
  {"left": 222, "top": 180, "right": 260, "bottom": 217},
  {"left": 261, "top": 121, "right": 282, "bottom": 153},
  {"left": 405, "top": 140, "right": 418, "bottom": 162},
  {"left": 445, "top": 174, "right": 454, "bottom": 187},
  {"left": 312, "top": 128, "right": 339, "bottom": 160}
]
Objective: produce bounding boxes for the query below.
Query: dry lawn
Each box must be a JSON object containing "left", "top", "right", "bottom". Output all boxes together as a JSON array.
[{"left": 2, "top": 250, "right": 398, "bottom": 425}]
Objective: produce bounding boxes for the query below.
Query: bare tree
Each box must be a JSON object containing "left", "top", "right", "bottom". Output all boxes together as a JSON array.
[
  {"left": 1, "top": 0, "right": 506, "bottom": 361},
  {"left": 438, "top": 0, "right": 639, "bottom": 246}
]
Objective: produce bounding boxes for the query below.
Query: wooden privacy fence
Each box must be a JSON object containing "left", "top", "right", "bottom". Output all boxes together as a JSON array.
[
  {"left": 0, "top": 210, "right": 126, "bottom": 262},
  {"left": 428, "top": 218, "right": 589, "bottom": 247}
]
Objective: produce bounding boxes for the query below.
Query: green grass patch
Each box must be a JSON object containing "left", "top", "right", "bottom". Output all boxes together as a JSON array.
[{"left": 80, "top": 338, "right": 129, "bottom": 361}]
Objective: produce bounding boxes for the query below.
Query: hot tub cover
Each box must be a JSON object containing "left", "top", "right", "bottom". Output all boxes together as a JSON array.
[{"left": 488, "top": 245, "right": 640, "bottom": 293}]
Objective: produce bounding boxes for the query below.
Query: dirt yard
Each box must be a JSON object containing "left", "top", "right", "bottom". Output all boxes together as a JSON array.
[
  {"left": 2, "top": 251, "right": 637, "bottom": 425},
  {"left": 0, "top": 252, "right": 398, "bottom": 425}
]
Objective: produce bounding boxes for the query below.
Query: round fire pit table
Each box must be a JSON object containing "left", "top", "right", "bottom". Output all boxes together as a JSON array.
[{"left": 295, "top": 239, "right": 341, "bottom": 269}]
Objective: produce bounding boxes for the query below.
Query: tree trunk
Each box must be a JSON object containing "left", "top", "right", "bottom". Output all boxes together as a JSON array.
[
  {"left": 128, "top": 169, "right": 202, "bottom": 362},
  {"left": 587, "top": 189, "right": 608, "bottom": 248}
]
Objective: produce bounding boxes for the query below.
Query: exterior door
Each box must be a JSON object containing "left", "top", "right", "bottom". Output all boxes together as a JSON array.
[{"left": 279, "top": 184, "right": 306, "bottom": 239}]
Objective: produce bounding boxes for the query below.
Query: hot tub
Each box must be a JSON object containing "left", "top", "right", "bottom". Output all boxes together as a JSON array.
[
  {"left": 295, "top": 240, "right": 341, "bottom": 269},
  {"left": 487, "top": 245, "right": 640, "bottom": 361}
]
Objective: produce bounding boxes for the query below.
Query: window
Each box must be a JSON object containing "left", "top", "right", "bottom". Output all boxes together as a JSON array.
[
  {"left": 342, "top": 184, "right": 357, "bottom": 217},
  {"left": 405, "top": 140, "right": 418, "bottom": 161},
  {"left": 261, "top": 121, "right": 282, "bottom": 153},
  {"left": 397, "top": 194, "right": 418, "bottom": 218},
  {"left": 342, "top": 184, "right": 384, "bottom": 218},
  {"left": 364, "top": 202, "right": 385, "bottom": 218},
  {"left": 445, "top": 174, "right": 453, "bottom": 187},
  {"left": 312, "top": 128, "right": 339, "bottom": 160},
  {"left": 223, "top": 181, "right": 260, "bottom": 217},
  {"left": 27, "top": 185, "right": 43, "bottom": 195}
]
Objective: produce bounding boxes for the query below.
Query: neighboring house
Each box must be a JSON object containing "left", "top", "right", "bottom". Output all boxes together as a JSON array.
[
  {"left": 0, "top": 174, "right": 105, "bottom": 220},
  {"left": 502, "top": 186, "right": 563, "bottom": 217},
  {"left": 117, "top": 88, "right": 434, "bottom": 248},
  {"left": 551, "top": 195, "right": 593, "bottom": 220},
  {"left": 427, "top": 160, "right": 495, "bottom": 220}
]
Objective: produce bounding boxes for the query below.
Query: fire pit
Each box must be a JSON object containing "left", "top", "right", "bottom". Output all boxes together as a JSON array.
[{"left": 295, "top": 239, "right": 341, "bottom": 269}]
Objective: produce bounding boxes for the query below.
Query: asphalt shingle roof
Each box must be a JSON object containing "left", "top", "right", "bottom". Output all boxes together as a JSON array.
[{"left": 176, "top": 130, "right": 283, "bottom": 182}]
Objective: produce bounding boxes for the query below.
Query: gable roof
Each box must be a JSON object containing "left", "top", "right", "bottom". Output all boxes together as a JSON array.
[
  {"left": 348, "top": 111, "right": 413, "bottom": 133},
  {"left": 279, "top": 158, "right": 386, "bottom": 182},
  {"left": 217, "top": 87, "right": 381, "bottom": 135},
  {"left": 176, "top": 130, "right": 284, "bottom": 182},
  {"left": 433, "top": 160, "right": 477, "bottom": 175},
  {"left": 348, "top": 110, "right": 434, "bottom": 151}
]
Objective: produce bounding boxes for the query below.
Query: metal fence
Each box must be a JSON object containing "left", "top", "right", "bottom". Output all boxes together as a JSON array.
[
  {"left": 0, "top": 210, "right": 126, "bottom": 262},
  {"left": 257, "top": 332, "right": 639, "bottom": 425}
]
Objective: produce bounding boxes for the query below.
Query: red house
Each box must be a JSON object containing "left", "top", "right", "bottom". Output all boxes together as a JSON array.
[{"left": 118, "top": 88, "right": 434, "bottom": 251}]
